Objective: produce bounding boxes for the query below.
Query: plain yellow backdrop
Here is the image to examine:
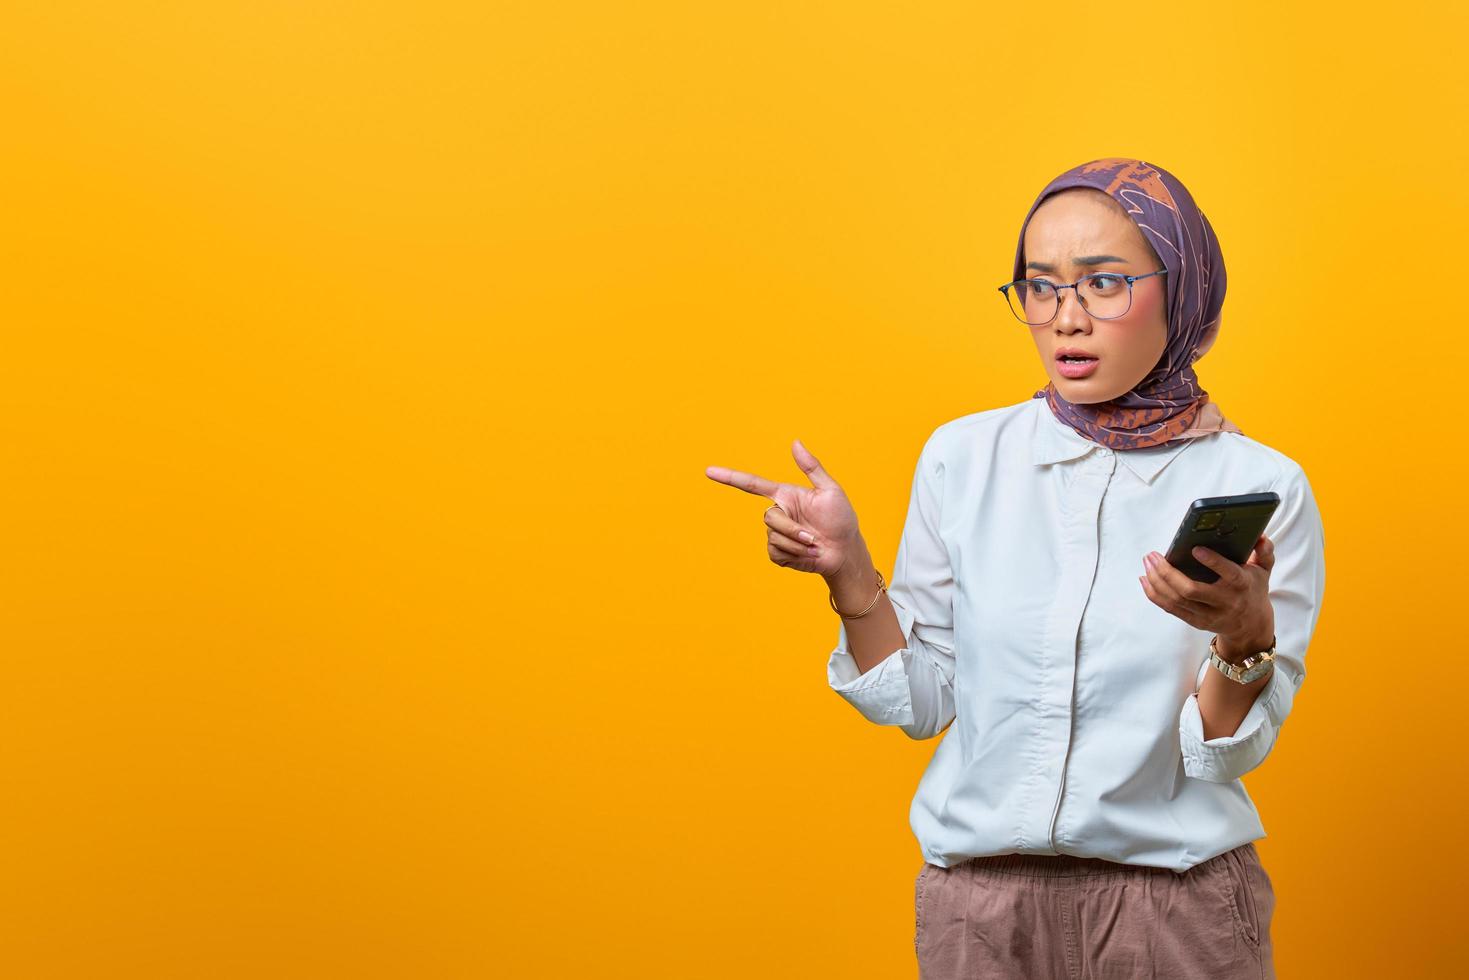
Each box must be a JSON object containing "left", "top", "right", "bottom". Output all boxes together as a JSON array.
[{"left": 1, "top": 2, "right": 1463, "bottom": 977}]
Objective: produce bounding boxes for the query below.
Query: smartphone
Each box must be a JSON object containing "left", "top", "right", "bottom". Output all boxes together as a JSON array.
[{"left": 1162, "top": 492, "right": 1280, "bottom": 584}]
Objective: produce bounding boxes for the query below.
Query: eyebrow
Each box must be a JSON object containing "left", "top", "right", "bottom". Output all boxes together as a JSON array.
[{"left": 1025, "top": 254, "right": 1129, "bottom": 273}]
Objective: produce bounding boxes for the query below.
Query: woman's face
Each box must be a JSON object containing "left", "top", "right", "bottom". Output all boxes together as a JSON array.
[{"left": 1021, "top": 188, "right": 1170, "bottom": 404}]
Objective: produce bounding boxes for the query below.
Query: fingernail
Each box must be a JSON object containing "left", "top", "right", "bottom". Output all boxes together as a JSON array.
[
  {"left": 799, "top": 531, "right": 814, "bottom": 544},
  {"left": 807, "top": 546, "right": 819, "bottom": 556},
  {"left": 1143, "top": 554, "right": 1154, "bottom": 568}
]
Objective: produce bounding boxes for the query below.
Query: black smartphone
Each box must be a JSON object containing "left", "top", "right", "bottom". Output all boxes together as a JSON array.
[{"left": 1163, "top": 492, "right": 1280, "bottom": 584}]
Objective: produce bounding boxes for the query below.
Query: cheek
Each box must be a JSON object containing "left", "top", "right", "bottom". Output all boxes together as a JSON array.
[
  {"left": 1122, "top": 288, "right": 1169, "bottom": 355},
  {"left": 1129, "top": 285, "right": 1165, "bottom": 323}
]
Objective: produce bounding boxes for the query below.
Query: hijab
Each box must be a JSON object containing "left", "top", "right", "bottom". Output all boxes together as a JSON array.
[{"left": 1013, "top": 157, "right": 1244, "bottom": 450}]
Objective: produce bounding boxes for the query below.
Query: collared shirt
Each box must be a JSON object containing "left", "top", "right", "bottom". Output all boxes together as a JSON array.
[{"left": 826, "top": 395, "right": 1326, "bottom": 872}]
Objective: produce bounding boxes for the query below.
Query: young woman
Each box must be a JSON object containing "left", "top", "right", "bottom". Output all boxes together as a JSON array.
[{"left": 705, "top": 158, "right": 1324, "bottom": 979}]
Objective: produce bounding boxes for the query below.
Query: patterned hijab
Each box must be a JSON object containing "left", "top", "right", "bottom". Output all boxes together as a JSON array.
[{"left": 1013, "top": 158, "right": 1244, "bottom": 450}]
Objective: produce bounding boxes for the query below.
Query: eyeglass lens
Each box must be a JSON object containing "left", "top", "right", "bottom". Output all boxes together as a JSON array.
[{"left": 1006, "top": 274, "right": 1134, "bottom": 325}]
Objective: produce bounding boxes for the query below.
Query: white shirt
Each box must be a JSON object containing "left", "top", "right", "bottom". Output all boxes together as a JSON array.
[{"left": 826, "top": 394, "right": 1326, "bottom": 872}]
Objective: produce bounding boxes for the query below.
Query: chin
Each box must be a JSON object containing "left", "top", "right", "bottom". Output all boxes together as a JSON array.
[{"left": 1052, "top": 374, "right": 1125, "bottom": 404}]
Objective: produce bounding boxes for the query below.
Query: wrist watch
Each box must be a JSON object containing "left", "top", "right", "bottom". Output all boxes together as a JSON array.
[{"left": 1207, "top": 634, "right": 1277, "bottom": 684}]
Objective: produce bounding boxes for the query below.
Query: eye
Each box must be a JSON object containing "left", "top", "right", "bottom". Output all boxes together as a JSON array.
[
  {"left": 1084, "top": 274, "right": 1125, "bottom": 295},
  {"left": 1029, "top": 280, "right": 1056, "bottom": 297}
]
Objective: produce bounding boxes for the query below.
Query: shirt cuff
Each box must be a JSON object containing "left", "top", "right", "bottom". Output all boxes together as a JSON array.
[
  {"left": 825, "top": 598, "right": 919, "bottom": 727},
  {"left": 1178, "top": 665, "right": 1288, "bottom": 783}
]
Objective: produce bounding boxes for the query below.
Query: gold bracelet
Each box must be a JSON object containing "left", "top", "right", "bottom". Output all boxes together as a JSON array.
[{"left": 829, "top": 569, "right": 887, "bottom": 620}]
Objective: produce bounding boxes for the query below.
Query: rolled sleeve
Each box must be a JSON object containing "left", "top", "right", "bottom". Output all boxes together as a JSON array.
[
  {"left": 826, "top": 433, "right": 957, "bottom": 740},
  {"left": 1179, "top": 664, "right": 1295, "bottom": 782},
  {"left": 1178, "top": 462, "right": 1325, "bottom": 783}
]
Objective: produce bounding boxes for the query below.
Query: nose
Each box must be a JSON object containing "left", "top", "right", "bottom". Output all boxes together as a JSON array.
[{"left": 1053, "top": 286, "right": 1091, "bottom": 332}]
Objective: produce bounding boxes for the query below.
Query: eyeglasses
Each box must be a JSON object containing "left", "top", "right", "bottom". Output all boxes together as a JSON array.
[{"left": 997, "top": 269, "right": 1167, "bottom": 326}]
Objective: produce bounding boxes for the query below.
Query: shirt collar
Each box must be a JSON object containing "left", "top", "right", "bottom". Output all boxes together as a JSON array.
[{"left": 1030, "top": 396, "right": 1199, "bottom": 485}]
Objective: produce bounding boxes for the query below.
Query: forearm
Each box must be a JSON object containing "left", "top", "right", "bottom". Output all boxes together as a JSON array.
[
  {"left": 825, "top": 542, "right": 906, "bottom": 675},
  {"left": 1194, "top": 632, "right": 1274, "bottom": 740}
]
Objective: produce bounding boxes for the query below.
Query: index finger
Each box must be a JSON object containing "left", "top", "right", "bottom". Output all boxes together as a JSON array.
[
  {"left": 1149, "top": 551, "right": 1231, "bottom": 608},
  {"left": 705, "top": 465, "right": 784, "bottom": 499}
]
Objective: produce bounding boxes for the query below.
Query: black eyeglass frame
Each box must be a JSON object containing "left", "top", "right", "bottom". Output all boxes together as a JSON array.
[{"left": 997, "top": 269, "right": 1168, "bottom": 326}]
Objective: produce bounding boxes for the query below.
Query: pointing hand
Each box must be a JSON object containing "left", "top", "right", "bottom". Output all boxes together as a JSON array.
[{"left": 705, "top": 438, "right": 865, "bottom": 578}]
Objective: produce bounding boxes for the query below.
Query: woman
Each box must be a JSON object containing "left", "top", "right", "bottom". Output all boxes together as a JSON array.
[{"left": 705, "top": 158, "right": 1324, "bottom": 979}]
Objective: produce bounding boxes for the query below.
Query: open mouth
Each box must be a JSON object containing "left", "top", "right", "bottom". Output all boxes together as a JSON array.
[{"left": 1055, "top": 348, "right": 1100, "bottom": 362}]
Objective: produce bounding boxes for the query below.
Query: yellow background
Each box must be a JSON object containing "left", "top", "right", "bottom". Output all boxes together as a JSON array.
[{"left": 1, "top": 2, "right": 1462, "bottom": 977}]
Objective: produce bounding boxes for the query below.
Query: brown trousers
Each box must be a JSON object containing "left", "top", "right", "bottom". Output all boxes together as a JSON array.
[{"left": 915, "top": 842, "right": 1274, "bottom": 979}]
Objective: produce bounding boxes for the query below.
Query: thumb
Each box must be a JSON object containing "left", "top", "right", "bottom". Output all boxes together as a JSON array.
[{"left": 791, "top": 438, "right": 839, "bottom": 490}]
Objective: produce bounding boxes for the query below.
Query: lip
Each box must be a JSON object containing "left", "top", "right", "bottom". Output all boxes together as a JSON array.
[
  {"left": 1055, "top": 347, "right": 1100, "bottom": 360},
  {"left": 1056, "top": 357, "right": 1100, "bottom": 379}
]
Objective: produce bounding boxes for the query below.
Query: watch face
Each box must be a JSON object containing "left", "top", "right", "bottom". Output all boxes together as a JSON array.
[
  {"left": 1211, "top": 649, "right": 1273, "bottom": 684},
  {"left": 1241, "top": 661, "right": 1272, "bottom": 682}
]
